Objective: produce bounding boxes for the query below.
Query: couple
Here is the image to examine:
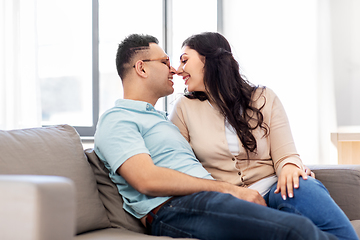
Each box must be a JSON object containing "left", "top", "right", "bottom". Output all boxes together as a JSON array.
[{"left": 94, "top": 33, "right": 358, "bottom": 240}]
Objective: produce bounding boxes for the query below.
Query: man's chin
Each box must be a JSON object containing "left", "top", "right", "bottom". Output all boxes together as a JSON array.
[{"left": 165, "top": 88, "right": 174, "bottom": 98}]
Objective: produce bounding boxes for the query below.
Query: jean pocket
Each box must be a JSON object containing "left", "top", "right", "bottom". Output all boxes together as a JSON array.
[{"left": 158, "top": 221, "right": 193, "bottom": 238}]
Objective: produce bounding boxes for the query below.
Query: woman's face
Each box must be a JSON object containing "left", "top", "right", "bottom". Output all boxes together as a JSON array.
[{"left": 176, "top": 46, "right": 206, "bottom": 92}]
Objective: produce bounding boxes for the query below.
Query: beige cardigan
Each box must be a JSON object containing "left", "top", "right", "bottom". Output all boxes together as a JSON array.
[{"left": 169, "top": 87, "right": 304, "bottom": 187}]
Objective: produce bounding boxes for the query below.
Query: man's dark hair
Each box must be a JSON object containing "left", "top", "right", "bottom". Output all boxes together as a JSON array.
[{"left": 116, "top": 34, "right": 159, "bottom": 80}]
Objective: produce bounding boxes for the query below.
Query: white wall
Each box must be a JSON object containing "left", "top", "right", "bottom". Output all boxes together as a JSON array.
[
  {"left": 222, "top": 0, "right": 342, "bottom": 165},
  {"left": 330, "top": 0, "right": 360, "bottom": 127}
]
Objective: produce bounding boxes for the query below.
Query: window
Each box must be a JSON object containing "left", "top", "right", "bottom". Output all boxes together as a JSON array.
[
  {"left": 3, "top": 0, "right": 358, "bottom": 164},
  {"left": 98, "top": 0, "right": 219, "bottom": 116},
  {"left": 98, "top": 0, "right": 164, "bottom": 116},
  {"left": 36, "top": 0, "right": 219, "bottom": 136},
  {"left": 37, "top": 0, "right": 93, "bottom": 129},
  {"left": 168, "top": 0, "right": 218, "bottom": 111}
]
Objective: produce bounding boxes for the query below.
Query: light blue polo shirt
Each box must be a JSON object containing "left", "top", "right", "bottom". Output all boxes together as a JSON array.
[{"left": 94, "top": 99, "right": 213, "bottom": 219}]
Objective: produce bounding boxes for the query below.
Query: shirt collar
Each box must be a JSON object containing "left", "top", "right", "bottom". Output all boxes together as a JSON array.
[{"left": 115, "top": 99, "right": 167, "bottom": 118}]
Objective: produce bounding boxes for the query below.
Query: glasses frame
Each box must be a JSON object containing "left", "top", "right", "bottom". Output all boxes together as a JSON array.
[{"left": 133, "top": 56, "right": 170, "bottom": 68}]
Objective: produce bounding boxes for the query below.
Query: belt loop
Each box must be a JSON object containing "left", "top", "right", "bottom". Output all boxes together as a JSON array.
[
  {"left": 146, "top": 197, "right": 174, "bottom": 233},
  {"left": 146, "top": 211, "right": 156, "bottom": 233}
]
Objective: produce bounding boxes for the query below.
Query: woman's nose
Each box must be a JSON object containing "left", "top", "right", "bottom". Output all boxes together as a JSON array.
[{"left": 176, "top": 65, "right": 183, "bottom": 75}]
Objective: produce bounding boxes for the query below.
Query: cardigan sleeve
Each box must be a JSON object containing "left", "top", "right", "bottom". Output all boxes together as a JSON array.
[
  {"left": 265, "top": 89, "right": 305, "bottom": 176},
  {"left": 169, "top": 97, "right": 190, "bottom": 142}
]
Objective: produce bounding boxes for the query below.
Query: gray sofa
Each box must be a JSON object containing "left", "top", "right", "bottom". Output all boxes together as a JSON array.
[{"left": 0, "top": 124, "right": 359, "bottom": 240}]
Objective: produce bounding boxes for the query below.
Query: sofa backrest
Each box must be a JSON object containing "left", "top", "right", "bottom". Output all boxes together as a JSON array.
[{"left": 0, "top": 125, "right": 110, "bottom": 235}]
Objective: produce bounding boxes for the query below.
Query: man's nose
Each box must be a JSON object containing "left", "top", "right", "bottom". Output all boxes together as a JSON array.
[{"left": 169, "top": 66, "right": 176, "bottom": 75}]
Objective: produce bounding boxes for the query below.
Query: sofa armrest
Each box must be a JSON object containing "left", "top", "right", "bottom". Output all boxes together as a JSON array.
[
  {"left": 309, "top": 165, "right": 360, "bottom": 221},
  {"left": 0, "top": 175, "right": 76, "bottom": 240}
]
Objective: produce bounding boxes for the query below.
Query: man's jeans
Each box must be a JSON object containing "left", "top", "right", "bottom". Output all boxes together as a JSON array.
[{"left": 149, "top": 178, "right": 357, "bottom": 240}]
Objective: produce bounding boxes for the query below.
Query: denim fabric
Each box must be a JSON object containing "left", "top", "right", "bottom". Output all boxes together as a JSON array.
[
  {"left": 150, "top": 191, "right": 338, "bottom": 240},
  {"left": 264, "top": 177, "right": 359, "bottom": 240}
]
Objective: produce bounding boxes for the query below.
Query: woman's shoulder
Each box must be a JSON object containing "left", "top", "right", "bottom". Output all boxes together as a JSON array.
[
  {"left": 169, "top": 94, "right": 208, "bottom": 121},
  {"left": 173, "top": 94, "right": 206, "bottom": 108},
  {"left": 250, "top": 86, "right": 280, "bottom": 110},
  {"left": 252, "top": 86, "right": 278, "bottom": 101}
]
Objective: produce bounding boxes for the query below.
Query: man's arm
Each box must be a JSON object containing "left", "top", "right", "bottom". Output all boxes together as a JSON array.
[{"left": 118, "top": 153, "right": 266, "bottom": 206}]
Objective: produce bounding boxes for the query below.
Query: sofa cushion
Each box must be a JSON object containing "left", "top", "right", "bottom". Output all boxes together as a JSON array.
[
  {"left": 0, "top": 125, "right": 111, "bottom": 234},
  {"left": 311, "top": 165, "right": 360, "bottom": 221},
  {"left": 85, "top": 148, "right": 147, "bottom": 234},
  {"left": 74, "top": 228, "right": 185, "bottom": 240},
  {"left": 351, "top": 220, "right": 360, "bottom": 239}
]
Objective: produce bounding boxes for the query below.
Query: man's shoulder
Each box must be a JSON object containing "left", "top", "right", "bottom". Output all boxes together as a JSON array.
[
  {"left": 98, "top": 104, "right": 128, "bottom": 124},
  {"left": 101, "top": 99, "right": 150, "bottom": 120}
]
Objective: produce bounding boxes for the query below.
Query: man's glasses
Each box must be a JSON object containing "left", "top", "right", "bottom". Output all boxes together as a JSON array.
[{"left": 133, "top": 56, "right": 170, "bottom": 69}]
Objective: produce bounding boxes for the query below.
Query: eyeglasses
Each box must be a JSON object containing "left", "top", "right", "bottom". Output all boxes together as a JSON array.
[{"left": 133, "top": 56, "right": 170, "bottom": 68}]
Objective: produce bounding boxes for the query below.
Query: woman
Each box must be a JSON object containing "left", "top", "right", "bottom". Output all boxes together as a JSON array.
[{"left": 170, "top": 32, "right": 358, "bottom": 240}]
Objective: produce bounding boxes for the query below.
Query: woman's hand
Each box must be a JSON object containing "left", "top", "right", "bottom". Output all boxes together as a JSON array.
[
  {"left": 274, "top": 164, "right": 308, "bottom": 200},
  {"left": 304, "top": 165, "right": 315, "bottom": 178}
]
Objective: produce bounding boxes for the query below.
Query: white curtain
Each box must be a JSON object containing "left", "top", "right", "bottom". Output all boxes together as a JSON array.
[
  {"left": 223, "top": 0, "right": 337, "bottom": 164},
  {"left": 317, "top": 0, "right": 338, "bottom": 164},
  {"left": 0, "top": 0, "right": 41, "bottom": 130}
]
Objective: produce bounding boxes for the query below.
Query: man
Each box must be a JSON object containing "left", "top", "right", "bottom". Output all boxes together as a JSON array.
[{"left": 94, "top": 34, "right": 336, "bottom": 239}]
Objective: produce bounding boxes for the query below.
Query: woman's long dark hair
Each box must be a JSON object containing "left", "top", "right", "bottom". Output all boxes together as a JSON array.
[{"left": 183, "top": 32, "right": 269, "bottom": 155}]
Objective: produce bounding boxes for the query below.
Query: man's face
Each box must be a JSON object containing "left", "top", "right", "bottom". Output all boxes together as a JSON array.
[{"left": 145, "top": 43, "right": 175, "bottom": 98}]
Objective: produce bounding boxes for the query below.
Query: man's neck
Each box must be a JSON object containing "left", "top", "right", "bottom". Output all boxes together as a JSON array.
[{"left": 122, "top": 77, "right": 158, "bottom": 107}]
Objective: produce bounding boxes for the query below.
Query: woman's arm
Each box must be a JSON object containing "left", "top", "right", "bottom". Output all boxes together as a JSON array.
[
  {"left": 266, "top": 89, "right": 309, "bottom": 199},
  {"left": 169, "top": 97, "right": 190, "bottom": 142}
]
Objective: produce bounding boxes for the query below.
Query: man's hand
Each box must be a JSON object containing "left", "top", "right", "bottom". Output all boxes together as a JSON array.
[
  {"left": 226, "top": 186, "right": 267, "bottom": 206},
  {"left": 274, "top": 164, "right": 308, "bottom": 200}
]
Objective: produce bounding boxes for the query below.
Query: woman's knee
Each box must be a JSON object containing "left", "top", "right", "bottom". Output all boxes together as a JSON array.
[{"left": 296, "top": 177, "right": 329, "bottom": 195}]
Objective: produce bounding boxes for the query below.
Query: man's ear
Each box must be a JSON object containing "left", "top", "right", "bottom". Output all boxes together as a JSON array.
[{"left": 134, "top": 60, "right": 148, "bottom": 78}]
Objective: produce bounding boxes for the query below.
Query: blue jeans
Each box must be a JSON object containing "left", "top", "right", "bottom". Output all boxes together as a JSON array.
[
  {"left": 149, "top": 190, "right": 338, "bottom": 240},
  {"left": 264, "top": 177, "right": 358, "bottom": 240}
]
